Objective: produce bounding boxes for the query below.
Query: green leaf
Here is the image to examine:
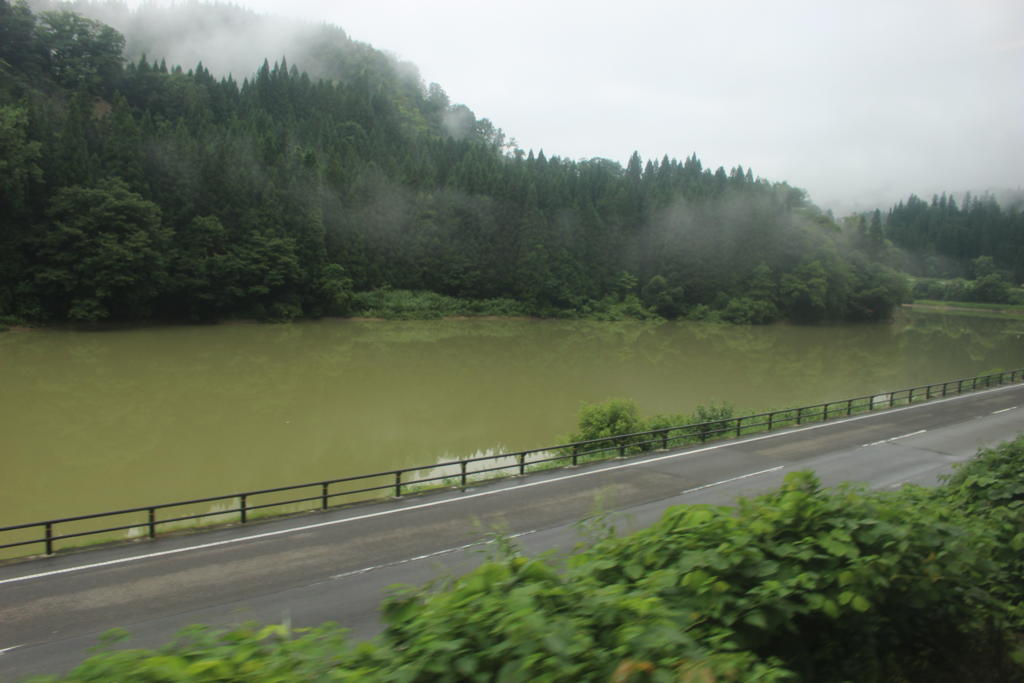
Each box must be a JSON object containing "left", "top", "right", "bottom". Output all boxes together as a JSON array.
[
  {"left": 744, "top": 610, "right": 768, "bottom": 629},
  {"left": 185, "top": 658, "right": 231, "bottom": 676},
  {"left": 850, "top": 595, "right": 871, "bottom": 613}
]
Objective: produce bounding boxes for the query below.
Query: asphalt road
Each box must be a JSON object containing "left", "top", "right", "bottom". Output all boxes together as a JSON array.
[{"left": 2, "top": 383, "right": 1023, "bottom": 680}]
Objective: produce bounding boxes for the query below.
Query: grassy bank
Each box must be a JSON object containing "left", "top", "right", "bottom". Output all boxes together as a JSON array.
[
  {"left": 910, "top": 299, "right": 1024, "bottom": 315},
  {"left": 347, "top": 288, "right": 764, "bottom": 323},
  {"left": 349, "top": 289, "right": 532, "bottom": 319},
  {"left": 347, "top": 288, "right": 662, "bottom": 321}
]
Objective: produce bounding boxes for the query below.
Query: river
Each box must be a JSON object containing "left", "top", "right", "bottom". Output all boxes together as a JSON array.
[{"left": 2, "top": 311, "right": 1023, "bottom": 539}]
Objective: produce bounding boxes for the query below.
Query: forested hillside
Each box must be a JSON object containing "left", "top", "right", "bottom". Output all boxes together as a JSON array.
[
  {"left": 838, "top": 193, "right": 1024, "bottom": 305},
  {"left": 1, "top": 0, "right": 912, "bottom": 324},
  {"left": 886, "top": 192, "right": 1024, "bottom": 282}
]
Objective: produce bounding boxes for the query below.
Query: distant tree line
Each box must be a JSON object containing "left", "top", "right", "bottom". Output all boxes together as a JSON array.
[
  {"left": 842, "top": 193, "right": 1024, "bottom": 305},
  {"left": 911, "top": 256, "right": 1020, "bottom": 305},
  {"left": 886, "top": 193, "right": 1024, "bottom": 283},
  {"left": 1, "top": 0, "right": 915, "bottom": 324}
]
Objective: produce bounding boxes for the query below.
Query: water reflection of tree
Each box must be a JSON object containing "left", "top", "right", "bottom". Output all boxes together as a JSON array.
[{"left": 897, "top": 312, "right": 1008, "bottom": 364}]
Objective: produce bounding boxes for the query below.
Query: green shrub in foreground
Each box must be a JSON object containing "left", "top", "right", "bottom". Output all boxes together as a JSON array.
[
  {"left": 940, "top": 438, "right": 1024, "bottom": 627},
  {"left": 578, "top": 473, "right": 1019, "bottom": 681}
]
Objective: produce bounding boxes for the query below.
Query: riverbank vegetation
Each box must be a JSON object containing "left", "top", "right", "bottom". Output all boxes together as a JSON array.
[
  {"left": 349, "top": 289, "right": 529, "bottom": 320},
  {"left": 909, "top": 300, "right": 1024, "bottom": 317},
  {"left": 35, "top": 435, "right": 1024, "bottom": 682},
  {"left": 906, "top": 257, "right": 1024, "bottom": 306},
  {"left": 566, "top": 398, "right": 735, "bottom": 456}
]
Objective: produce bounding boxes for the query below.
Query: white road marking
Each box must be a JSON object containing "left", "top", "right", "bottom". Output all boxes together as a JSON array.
[
  {"left": 2, "top": 382, "right": 1021, "bottom": 587},
  {"left": 681, "top": 466, "right": 784, "bottom": 494},
  {"left": 890, "top": 429, "right": 927, "bottom": 441},
  {"left": 993, "top": 406, "right": 1017, "bottom": 414},
  {"left": 0, "top": 645, "right": 23, "bottom": 655},
  {"left": 330, "top": 529, "right": 539, "bottom": 580},
  {"left": 861, "top": 429, "right": 926, "bottom": 448}
]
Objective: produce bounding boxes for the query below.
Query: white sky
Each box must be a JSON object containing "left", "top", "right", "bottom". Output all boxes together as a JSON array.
[{"left": 158, "top": 0, "right": 1024, "bottom": 211}]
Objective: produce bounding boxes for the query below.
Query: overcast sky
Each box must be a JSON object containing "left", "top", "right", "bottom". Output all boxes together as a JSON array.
[{"left": 149, "top": 0, "right": 1023, "bottom": 212}]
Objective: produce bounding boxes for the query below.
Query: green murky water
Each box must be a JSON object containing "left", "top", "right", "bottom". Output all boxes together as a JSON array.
[{"left": 2, "top": 311, "right": 1023, "bottom": 531}]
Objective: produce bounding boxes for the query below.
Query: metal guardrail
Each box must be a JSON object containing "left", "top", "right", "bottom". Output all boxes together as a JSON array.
[{"left": 2, "top": 369, "right": 1022, "bottom": 559}]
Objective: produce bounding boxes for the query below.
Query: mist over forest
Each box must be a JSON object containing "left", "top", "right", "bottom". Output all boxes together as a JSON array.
[{"left": 1, "top": 0, "right": 1021, "bottom": 324}]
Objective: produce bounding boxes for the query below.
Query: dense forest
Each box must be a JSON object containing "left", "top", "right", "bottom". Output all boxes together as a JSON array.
[
  {"left": 0, "top": 1, "right": 1016, "bottom": 325},
  {"left": 887, "top": 193, "right": 1024, "bottom": 279},
  {"left": 840, "top": 192, "right": 1024, "bottom": 305}
]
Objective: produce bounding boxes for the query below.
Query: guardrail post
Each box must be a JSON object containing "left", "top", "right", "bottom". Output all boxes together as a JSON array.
[
  {"left": 846, "top": 399, "right": 853, "bottom": 416},
  {"left": 972, "top": 377, "right": 977, "bottom": 390},
  {"left": 767, "top": 412, "right": 774, "bottom": 431},
  {"left": 240, "top": 494, "right": 247, "bottom": 523},
  {"left": 942, "top": 382, "right": 948, "bottom": 397},
  {"left": 148, "top": 507, "right": 156, "bottom": 539},
  {"left": 45, "top": 522, "right": 53, "bottom": 555},
  {"left": 618, "top": 439, "right": 626, "bottom": 457},
  {"left": 321, "top": 483, "right": 329, "bottom": 510},
  {"left": 735, "top": 417, "right": 743, "bottom": 437},
  {"left": 518, "top": 453, "right": 526, "bottom": 475},
  {"left": 822, "top": 403, "right": 829, "bottom": 421},
  {"left": 796, "top": 407, "right": 802, "bottom": 425},
  {"left": 908, "top": 388, "right": 915, "bottom": 404},
  {"left": 925, "top": 385, "right": 932, "bottom": 400},
  {"left": 394, "top": 472, "right": 402, "bottom": 497},
  {"left": 661, "top": 430, "right": 669, "bottom": 449}
]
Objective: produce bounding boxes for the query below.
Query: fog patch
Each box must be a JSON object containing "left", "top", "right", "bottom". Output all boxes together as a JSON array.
[{"left": 442, "top": 104, "right": 476, "bottom": 140}]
